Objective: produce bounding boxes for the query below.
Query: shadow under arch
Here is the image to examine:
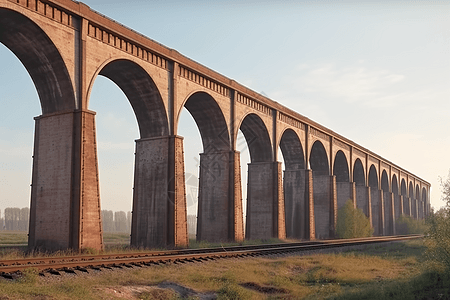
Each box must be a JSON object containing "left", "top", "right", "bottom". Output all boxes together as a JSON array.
[
  {"left": 181, "top": 91, "right": 236, "bottom": 242},
  {"left": 0, "top": 8, "right": 75, "bottom": 114},
  {"left": 279, "top": 129, "right": 305, "bottom": 239}
]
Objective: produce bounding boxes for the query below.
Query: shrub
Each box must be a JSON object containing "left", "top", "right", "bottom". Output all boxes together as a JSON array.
[
  {"left": 395, "top": 214, "right": 427, "bottom": 235},
  {"left": 336, "top": 199, "right": 373, "bottom": 239},
  {"left": 425, "top": 208, "right": 450, "bottom": 270}
]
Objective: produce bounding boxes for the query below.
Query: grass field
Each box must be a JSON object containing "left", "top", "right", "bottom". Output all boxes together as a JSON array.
[{"left": 0, "top": 239, "right": 447, "bottom": 299}]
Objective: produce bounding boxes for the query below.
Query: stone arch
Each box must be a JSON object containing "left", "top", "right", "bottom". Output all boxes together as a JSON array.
[
  {"left": 93, "top": 59, "right": 169, "bottom": 138},
  {"left": 0, "top": 8, "right": 75, "bottom": 114},
  {"left": 239, "top": 113, "right": 272, "bottom": 163},
  {"left": 310, "top": 141, "right": 329, "bottom": 176},
  {"left": 279, "top": 129, "right": 305, "bottom": 239},
  {"left": 333, "top": 151, "right": 349, "bottom": 183}
]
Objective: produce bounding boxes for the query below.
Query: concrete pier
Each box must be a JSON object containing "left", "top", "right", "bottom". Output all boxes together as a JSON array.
[
  {"left": 29, "top": 111, "right": 103, "bottom": 251},
  {"left": 131, "top": 136, "right": 188, "bottom": 248}
]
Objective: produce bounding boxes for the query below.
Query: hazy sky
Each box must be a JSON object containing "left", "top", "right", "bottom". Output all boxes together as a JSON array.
[{"left": 0, "top": 0, "right": 449, "bottom": 216}]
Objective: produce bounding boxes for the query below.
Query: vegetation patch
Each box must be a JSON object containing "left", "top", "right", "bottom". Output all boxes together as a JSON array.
[{"left": 0, "top": 240, "right": 444, "bottom": 299}]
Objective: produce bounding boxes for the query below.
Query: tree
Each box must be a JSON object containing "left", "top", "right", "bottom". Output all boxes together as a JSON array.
[
  {"left": 336, "top": 199, "right": 373, "bottom": 239},
  {"left": 114, "top": 211, "right": 127, "bottom": 233},
  {"left": 425, "top": 171, "right": 450, "bottom": 270},
  {"left": 101, "top": 210, "right": 114, "bottom": 232}
]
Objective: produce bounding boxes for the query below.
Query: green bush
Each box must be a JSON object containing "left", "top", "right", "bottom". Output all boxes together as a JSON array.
[
  {"left": 425, "top": 171, "right": 450, "bottom": 272},
  {"left": 395, "top": 214, "right": 427, "bottom": 235},
  {"left": 336, "top": 199, "right": 373, "bottom": 239},
  {"left": 425, "top": 208, "right": 450, "bottom": 270}
]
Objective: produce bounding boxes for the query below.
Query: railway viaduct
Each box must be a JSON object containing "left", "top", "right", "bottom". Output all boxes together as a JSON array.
[{"left": 0, "top": 0, "right": 431, "bottom": 251}]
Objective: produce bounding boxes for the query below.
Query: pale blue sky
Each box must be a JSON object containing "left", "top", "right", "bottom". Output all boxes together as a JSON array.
[{"left": 0, "top": 0, "right": 449, "bottom": 216}]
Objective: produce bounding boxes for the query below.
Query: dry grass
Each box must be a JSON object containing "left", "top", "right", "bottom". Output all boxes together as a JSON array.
[{"left": 0, "top": 240, "right": 437, "bottom": 299}]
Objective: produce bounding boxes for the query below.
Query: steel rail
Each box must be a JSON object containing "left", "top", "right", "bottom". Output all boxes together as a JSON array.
[{"left": 0, "top": 235, "right": 422, "bottom": 276}]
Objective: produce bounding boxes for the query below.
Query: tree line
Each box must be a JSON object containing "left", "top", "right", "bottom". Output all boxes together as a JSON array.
[
  {"left": 0, "top": 208, "right": 197, "bottom": 235},
  {"left": 0, "top": 207, "right": 30, "bottom": 231},
  {"left": 101, "top": 210, "right": 132, "bottom": 233}
]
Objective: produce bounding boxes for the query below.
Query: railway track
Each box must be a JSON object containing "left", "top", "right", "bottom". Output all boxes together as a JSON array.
[{"left": 0, "top": 235, "right": 422, "bottom": 278}]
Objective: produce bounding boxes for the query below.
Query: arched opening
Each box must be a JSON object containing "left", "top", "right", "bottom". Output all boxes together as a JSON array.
[
  {"left": 180, "top": 92, "right": 232, "bottom": 243},
  {"left": 368, "top": 165, "right": 380, "bottom": 235},
  {"left": 381, "top": 170, "right": 392, "bottom": 235},
  {"left": 310, "top": 140, "right": 330, "bottom": 239},
  {"left": 392, "top": 175, "right": 400, "bottom": 221},
  {"left": 353, "top": 159, "right": 367, "bottom": 216},
  {"left": 279, "top": 129, "right": 305, "bottom": 239},
  {"left": 90, "top": 59, "right": 169, "bottom": 248},
  {"left": 401, "top": 179, "right": 408, "bottom": 216},
  {"left": 1, "top": 8, "right": 77, "bottom": 250},
  {"left": 89, "top": 76, "right": 137, "bottom": 244},
  {"left": 333, "top": 151, "right": 350, "bottom": 210},
  {"left": 239, "top": 114, "right": 273, "bottom": 240}
]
